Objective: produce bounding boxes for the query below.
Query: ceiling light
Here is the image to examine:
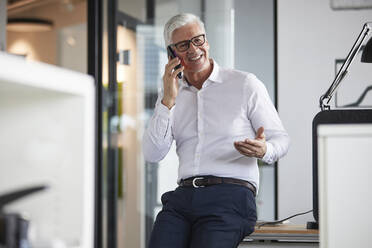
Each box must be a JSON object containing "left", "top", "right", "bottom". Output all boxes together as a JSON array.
[{"left": 7, "top": 18, "right": 53, "bottom": 32}]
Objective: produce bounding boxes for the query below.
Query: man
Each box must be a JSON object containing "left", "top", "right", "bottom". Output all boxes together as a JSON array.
[{"left": 143, "top": 13, "right": 289, "bottom": 248}]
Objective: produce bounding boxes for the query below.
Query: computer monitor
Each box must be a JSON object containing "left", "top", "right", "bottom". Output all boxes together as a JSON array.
[{"left": 312, "top": 109, "right": 372, "bottom": 224}]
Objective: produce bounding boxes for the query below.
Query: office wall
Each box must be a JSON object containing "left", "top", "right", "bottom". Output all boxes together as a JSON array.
[
  {"left": 235, "top": 0, "right": 275, "bottom": 99},
  {"left": 277, "top": 0, "right": 372, "bottom": 223},
  {"left": 58, "top": 23, "right": 87, "bottom": 73},
  {"left": 118, "top": 0, "right": 146, "bottom": 23},
  {"left": 205, "top": 0, "right": 234, "bottom": 68},
  {"left": 234, "top": 0, "right": 276, "bottom": 221}
]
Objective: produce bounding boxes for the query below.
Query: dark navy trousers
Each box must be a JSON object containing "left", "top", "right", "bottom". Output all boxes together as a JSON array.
[{"left": 148, "top": 183, "right": 257, "bottom": 248}]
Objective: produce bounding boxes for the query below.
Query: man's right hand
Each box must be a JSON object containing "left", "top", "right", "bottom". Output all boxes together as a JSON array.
[{"left": 161, "top": 57, "right": 184, "bottom": 109}]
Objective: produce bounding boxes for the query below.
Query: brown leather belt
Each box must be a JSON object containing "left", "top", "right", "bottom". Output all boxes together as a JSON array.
[{"left": 179, "top": 176, "right": 256, "bottom": 197}]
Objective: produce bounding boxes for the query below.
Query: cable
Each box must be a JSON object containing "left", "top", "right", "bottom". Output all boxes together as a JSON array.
[{"left": 256, "top": 209, "right": 313, "bottom": 228}]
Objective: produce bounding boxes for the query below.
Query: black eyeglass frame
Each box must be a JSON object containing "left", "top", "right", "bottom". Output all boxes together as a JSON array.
[{"left": 170, "top": 34, "right": 206, "bottom": 52}]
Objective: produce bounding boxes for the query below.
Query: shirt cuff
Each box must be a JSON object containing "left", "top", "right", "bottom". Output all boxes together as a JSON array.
[
  {"left": 155, "top": 101, "right": 175, "bottom": 118},
  {"left": 261, "top": 142, "right": 274, "bottom": 165}
]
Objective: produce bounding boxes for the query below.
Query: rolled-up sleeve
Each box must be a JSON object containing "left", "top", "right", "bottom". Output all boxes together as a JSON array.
[
  {"left": 245, "top": 74, "right": 290, "bottom": 165},
  {"left": 261, "top": 130, "right": 290, "bottom": 164},
  {"left": 142, "top": 91, "right": 175, "bottom": 163}
]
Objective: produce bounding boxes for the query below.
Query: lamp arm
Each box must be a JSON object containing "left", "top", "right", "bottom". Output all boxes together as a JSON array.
[{"left": 320, "top": 22, "right": 371, "bottom": 111}]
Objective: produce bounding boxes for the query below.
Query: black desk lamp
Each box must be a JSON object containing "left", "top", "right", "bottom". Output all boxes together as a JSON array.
[
  {"left": 319, "top": 22, "right": 372, "bottom": 111},
  {"left": 309, "top": 22, "right": 372, "bottom": 230},
  {"left": 0, "top": 185, "right": 48, "bottom": 246}
]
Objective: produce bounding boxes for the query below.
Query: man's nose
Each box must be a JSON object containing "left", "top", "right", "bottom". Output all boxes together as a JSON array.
[{"left": 188, "top": 42, "right": 199, "bottom": 53}]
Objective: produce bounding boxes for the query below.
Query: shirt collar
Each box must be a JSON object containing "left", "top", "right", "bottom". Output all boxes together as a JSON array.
[
  {"left": 207, "top": 59, "right": 223, "bottom": 84},
  {"left": 180, "top": 59, "right": 223, "bottom": 87}
]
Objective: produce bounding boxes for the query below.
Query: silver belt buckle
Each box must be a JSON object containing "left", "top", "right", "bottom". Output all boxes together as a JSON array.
[{"left": 192, "top": 177, "right": 205, "bottom": 188}]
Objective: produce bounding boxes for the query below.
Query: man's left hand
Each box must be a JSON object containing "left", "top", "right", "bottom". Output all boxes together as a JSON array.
[{"left": 234, "top": 127, "right": 267, "bottom": 159}]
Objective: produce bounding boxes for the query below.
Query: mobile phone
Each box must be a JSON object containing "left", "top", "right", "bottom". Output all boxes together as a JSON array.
[{"left": 167, "top": 46, "right": 183, "bottom": 79}]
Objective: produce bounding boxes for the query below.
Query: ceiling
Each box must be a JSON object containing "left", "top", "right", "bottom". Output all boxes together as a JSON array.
[
  {"left": 7, "top": 0, "right": 56, "bottom": 13},
  {"left": 7, "top": 0, "right": 84, "bottom": 15}
]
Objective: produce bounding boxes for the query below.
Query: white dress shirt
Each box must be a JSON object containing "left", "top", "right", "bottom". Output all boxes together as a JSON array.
[{"left": 143, "top": 60, "right": 289, "bottom": 190}]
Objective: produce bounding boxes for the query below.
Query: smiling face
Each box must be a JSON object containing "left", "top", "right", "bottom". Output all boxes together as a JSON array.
[{"left": 171, "top": 22, "right": 211, "bottom": 74}]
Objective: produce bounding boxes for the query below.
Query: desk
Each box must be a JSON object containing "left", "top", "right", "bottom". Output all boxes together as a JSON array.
[{"left": 239, "top": 225, "right": 319, "bottom": 248}]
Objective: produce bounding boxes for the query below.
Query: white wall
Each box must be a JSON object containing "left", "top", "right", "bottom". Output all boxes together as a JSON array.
[
  {"left": 118, "top": 0, "right": 146, "bottom": 23},
  {"left": 235, "top": 0, "right": 276, "bottom": 221},
  {"left": 277, "top": 0, "right": 372, "bottom": 223},
  {"left": 235, "top": 0, "right": 275, "bottom": 99},
  {"left": 205, "top": 0, "right": 235, "bottom": 68},
  {"left": 58, "top": 23, "right": 87, "bottom": 73}
]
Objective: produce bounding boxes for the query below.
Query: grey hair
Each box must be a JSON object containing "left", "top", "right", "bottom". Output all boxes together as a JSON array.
[{"left": 163, "top": 13, "right": 205, "bottom": 46}]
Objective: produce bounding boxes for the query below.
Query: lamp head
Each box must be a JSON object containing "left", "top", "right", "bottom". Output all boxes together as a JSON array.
[{"left": 361, "top": 37, "right": 372, "bottom": 63}]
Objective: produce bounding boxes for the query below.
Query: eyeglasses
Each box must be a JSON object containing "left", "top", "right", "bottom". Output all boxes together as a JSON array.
[{"left": 171, "top": 34, "right": 206, "bottom": 52}]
